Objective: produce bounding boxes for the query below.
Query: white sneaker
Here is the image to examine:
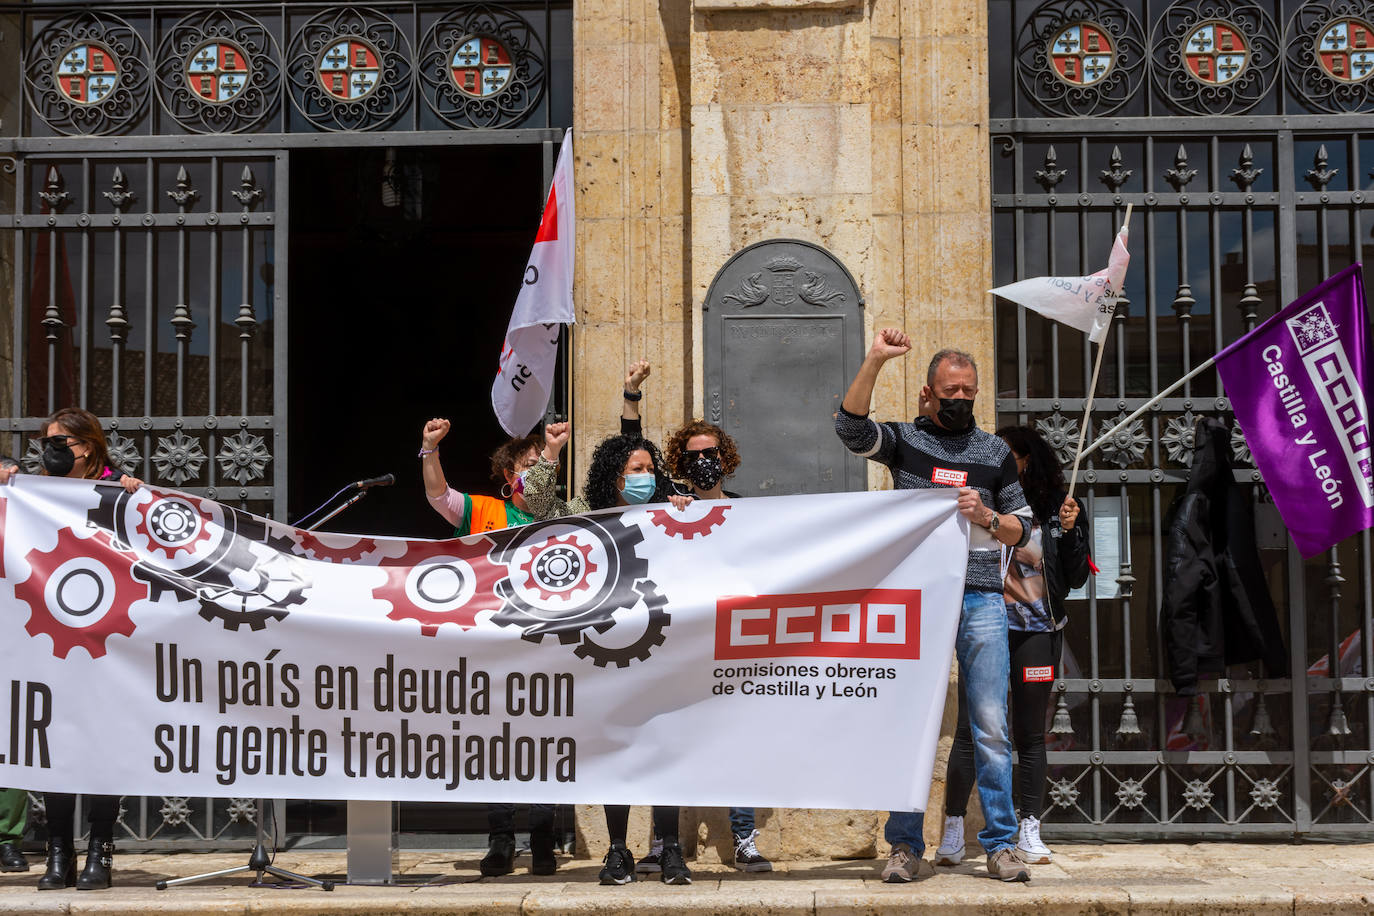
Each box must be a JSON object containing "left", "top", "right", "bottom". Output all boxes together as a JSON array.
[
  {"left": 1016, "top": 815, "right": 1052, "bottom": 864},
  {"left": 934, "top": 815, "right": 965, "bottom": 865}
]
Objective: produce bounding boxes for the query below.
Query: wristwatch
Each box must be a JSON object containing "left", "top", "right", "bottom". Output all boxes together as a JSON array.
[{"left": 986, "top": 511, "right": 1000, "bottom": 533}]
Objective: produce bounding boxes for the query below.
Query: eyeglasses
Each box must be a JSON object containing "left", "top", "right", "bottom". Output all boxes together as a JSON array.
[
  {"left": 38, "top": 435, "right": 78, "bottom": 450},
  {"left": 683, "top": 447, "right": 720, "bottom": 461}
]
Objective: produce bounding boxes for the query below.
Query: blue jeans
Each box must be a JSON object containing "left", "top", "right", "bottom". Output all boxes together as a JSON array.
[
  {"left": 729, "top": 806, "right": 754, "bottom": 837},
  {"left": 884, "top": 588, "right": 1018, "bottom": 856}
]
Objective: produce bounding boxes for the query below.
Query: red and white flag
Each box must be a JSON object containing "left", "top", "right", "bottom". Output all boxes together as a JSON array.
[
  {"left": 990, "top": 224, "right": 1130, "bottom": 344},
  {"left": 492, "top": 131, "right": 575, "bottom": 436}
]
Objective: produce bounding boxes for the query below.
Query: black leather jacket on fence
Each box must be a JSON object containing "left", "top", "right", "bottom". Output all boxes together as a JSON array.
[{"left": 1160, "top": 418, "right": 1288, "bottom": 695}]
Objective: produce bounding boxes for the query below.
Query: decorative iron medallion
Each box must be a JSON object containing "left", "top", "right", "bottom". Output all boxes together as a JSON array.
[
  {"left": 1182, "top": 20, "right": 1250, "bottom": 84},
  {"left": 155, "top": 9, "right": 281, "bottom": 133},
  {"left": 1048, "top": 22, "right": 1117, "bottom": 86},
  {"left": 419, "top": 5, "right": 545, "bottom": 129},
  {"left": 318, "top": 38, "right": 383, "bottom": 101},
  {"left": 1151, "top": 0, "right": 1279, "bottom": 114},
  {"left": 1286, "top": 1, "right": 1374, "bottom": 112},
  {"left": 287, "top": 7, "right": 412, "bottom": 131},
  {"left": 1017, "top": 0, "right": 1147, "bottom": 116},
  {"left": 23, "top": 12, "right": 150, "bottom": 136}
]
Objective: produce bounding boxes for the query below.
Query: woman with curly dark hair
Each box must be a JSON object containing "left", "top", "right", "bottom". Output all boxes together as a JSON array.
[
  {"left": 522, "top": 420, "right": 692, "bottom": 887},
  {"left": 934, "top": 423, "right": 1089, "bottom": 871}
]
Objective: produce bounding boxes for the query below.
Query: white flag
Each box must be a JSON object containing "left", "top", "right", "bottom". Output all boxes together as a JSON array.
[
  {"left": 990, "top": 224, "right": 1129, "bottom": 343},
  {"left": 492, "top": 131, "right": 575, "bottom": 436}
]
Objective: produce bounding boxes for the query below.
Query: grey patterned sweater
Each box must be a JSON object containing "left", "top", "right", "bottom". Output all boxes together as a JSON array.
[{"left": 834, "top": 407, "right": 1031, "bottom": 593}]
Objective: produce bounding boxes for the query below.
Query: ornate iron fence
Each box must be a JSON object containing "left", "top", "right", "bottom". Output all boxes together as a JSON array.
[
  {"left": 0, "top": 2, "right": 568, "bottom": 847},
  {"left": 992, "top": 0, "right": 1374, "bottom": 838}
]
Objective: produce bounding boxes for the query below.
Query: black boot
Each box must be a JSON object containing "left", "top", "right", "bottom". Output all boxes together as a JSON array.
[
  {"left": 479, "top": 834, "right": 515, "bottom": 877},
  {"left": 36, "top": 836, "right": 75, "bottom": 890},
  {"left": 0, "top": 841, "right": 28, "bottom": 872},
  {"left": 75, "top": 837, "right": 113, "bottom": 890},
  {"left": 530, "top": 829, "right": 557, "bottom": 875}
]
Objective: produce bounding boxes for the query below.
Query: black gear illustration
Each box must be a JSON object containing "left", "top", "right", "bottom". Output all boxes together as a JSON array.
[
  {"left": 88, "top": 488, "right": 309, "bottom": 630},
  {"left": 490, "top": 512, "right": 649, "bottom": 644},
  {"left": 572, "top": 579, "right": 670, "bottom": 668}
]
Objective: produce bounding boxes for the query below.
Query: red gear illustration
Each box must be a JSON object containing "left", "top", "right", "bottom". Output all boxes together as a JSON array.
[
  {"left": 378, "top": 538, "right": 508, "bottom": 636},
  {"left": 648, "top": 504, "right": 731, "bottom": 539},
  {"left": 516, "top": 534, "right": 598, "bottom": 601},
  {"left": 17, "top": 526, "right": 141, "bottom": 659},
  {"left": 133, "top": 494, "right": 213, "bottom": 560},
  {"left": 291, "top": 530, "right": 378, "bottom": 563}
]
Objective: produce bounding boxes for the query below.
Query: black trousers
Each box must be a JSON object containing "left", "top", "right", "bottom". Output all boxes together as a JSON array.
[
  {"left": 603, "top": 805, "right": 679, "bottom": 845},
  {"left": 44, "top": 794, "right": 119, "bottom": 843},
  {"left": 945, "top": 628, "right": 1062, "bottom": 820},
  {"left": 486, "top": 802, "right": 554, "bottom": 839}
]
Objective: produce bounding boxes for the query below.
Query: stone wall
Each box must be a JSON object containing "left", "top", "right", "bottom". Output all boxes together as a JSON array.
[{"left": 569, "top": 0, "right": 991, "bottom": 861}]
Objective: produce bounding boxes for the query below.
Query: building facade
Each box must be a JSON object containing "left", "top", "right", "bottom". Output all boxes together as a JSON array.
[{"left": 0, "top": 0, "right": 1370, "bottom": 856}]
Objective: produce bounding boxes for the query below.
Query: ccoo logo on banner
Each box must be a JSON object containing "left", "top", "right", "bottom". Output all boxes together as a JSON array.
[{"left": 0, "top": 477, "right": 967, "bottom": 811}]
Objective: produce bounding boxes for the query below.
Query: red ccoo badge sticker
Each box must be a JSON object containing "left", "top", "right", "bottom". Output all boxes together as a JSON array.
[
  {"left": 1023, "top": 665, "right": 1054, "bottom": 683},
  {"left": 931, "top": 467, "right": 968, "bottom": 487}
]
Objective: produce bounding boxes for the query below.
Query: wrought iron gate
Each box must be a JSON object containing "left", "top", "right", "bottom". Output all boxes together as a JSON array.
[
  {"left": 992, "top": 0, "right": 1374, "bottom": 838},
  {"left": 1, "top": 1, "right": 567, "bottom": 846}
]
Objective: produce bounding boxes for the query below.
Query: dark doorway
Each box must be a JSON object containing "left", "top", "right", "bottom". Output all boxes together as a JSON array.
[
  {"left": 286, "top": 143, "right": 555, "bottom": 841},
  {"left": 287, "top": 143, "right": 546, "bottom": 539}
]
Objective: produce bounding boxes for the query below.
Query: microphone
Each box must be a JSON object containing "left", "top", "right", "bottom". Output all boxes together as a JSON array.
[{"left": 352, "top": 473, "right": 396, "bottom": 490}]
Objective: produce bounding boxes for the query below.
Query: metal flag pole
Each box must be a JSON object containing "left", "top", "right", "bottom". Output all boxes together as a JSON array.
[{"left": 1065, "top": 203, "right": 1132, "bottom": 504}]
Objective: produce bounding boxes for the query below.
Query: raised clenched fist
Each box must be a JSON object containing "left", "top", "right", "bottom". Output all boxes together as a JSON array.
[
  {"left": 422, "top": 418, "right": 451, "bottom": 450},
  {"left": 870, "top": 328, "right": 912, "bottom": 362}
]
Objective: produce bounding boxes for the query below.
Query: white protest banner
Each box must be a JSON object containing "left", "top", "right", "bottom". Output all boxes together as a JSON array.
[{"left": 0, "top": 478, "right": 967, "bottom": 811}]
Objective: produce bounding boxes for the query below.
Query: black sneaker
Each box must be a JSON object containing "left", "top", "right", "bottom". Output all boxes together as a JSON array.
[
  {"left": 530, "top": 831, "right": 557, "bottom": 875},
  {"left": 659, "top": 842, "right": 692, "bottom": 885},
  {"left": 634, "top": 836, "right": 663, "bottom": 874},
  {"left": 598, "top": 843, "right": 636, "bottom": 885},
  {"left": 732, "top": 829, "right": 772, "bottom": 872},
  {"left": 479, "top": 834, "right": 515, "bottom": 877}
]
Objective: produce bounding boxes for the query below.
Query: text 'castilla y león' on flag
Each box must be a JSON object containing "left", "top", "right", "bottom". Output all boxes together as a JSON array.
[
  {"left": 1216, "top": 263, "right": 1373, "bottom": 557},
  {"left": 989, "top": 224, "right": 1130, "bottom": 343},
  {"left": 491, "top": 131, "right": 575, "bottom": 437}
]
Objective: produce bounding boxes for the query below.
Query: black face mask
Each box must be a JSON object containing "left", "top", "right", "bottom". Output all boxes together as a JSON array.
[
  {"left": 936, "top": 397, "right": 975, "bottom": 433},
  {"left": 686, "top": 455, "right": 724, "bottom": 491},
  {"left": 41, "top": 440, "right": 76, "bottom": 476}
]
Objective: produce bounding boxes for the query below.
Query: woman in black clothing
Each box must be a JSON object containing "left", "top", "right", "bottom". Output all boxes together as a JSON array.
[
  {"left": 933, "top": 424, "right": 1090, "bottom": 867},
  {"left": 0, "top": 408, "right": 141, "bottom": 890}
]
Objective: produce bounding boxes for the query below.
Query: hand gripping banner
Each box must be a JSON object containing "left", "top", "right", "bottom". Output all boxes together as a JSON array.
[{"left": 0, "top": 477, "right": 967, "bottom": 811}]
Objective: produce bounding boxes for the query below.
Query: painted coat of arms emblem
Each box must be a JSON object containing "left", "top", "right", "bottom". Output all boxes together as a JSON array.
[
  {"left": 1048, "top": 22, "right": 1116, "bottom": 86},
  {"left": 186, "top": 41, "right": 251, "bottom": 103},
  {"left": 1317, "top": 18, "right": 1374, "bottom": 82},
  {"left": 56, "top": 42, "right": 119, "bottom": 104},
  {"left": 1183, "top": 20, "right": 1250, "bottom": 85},
  {"left": 450, "top": 36, "right": 513, "bottom": 98},
  {"left": 318, "top": 38, "right": 381, "bottom": 100}
]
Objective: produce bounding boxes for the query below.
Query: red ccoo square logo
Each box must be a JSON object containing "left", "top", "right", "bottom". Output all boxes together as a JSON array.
[
  {"left": 714, "top": 589, "right": 921, "bottom": 661},
  {"left": 931, "top": 467, "right": 968, "bottom": 487}
]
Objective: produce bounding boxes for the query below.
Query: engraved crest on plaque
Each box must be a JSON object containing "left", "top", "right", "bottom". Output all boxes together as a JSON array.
[{"left": 720, "top": 255, "right": 849, "bottom": 309}]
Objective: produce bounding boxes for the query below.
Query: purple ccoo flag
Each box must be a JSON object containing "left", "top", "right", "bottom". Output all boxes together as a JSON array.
[{"left": 1216, "top": 263, "right": 1373, "bottom": 557}]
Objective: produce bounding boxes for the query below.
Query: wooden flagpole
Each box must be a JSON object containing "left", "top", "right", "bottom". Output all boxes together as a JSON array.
[{"left": 1065, "top": 203, "right": 1131, "bottom": 504}]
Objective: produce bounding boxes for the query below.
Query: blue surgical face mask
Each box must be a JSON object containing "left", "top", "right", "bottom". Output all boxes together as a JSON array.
[{"left": 621, "top": 472, "right": 656, "bottom": 505}]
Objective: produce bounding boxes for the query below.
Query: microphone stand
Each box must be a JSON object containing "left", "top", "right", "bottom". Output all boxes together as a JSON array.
[{"left": 156, "top": 476, "right": 391, "bottom": 892}]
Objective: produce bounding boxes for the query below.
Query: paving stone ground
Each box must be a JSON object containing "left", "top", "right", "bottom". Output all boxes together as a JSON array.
[{"left": 0, "top": 842, "right": 1370, "bottom": 914}]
